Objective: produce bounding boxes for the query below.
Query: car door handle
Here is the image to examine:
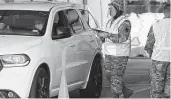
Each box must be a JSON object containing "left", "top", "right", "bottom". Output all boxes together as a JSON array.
[
  {"left": 69, "top": 44, "right": 75, "bottom": 47},
  {"left": 89, "top": 39, "right": 95, "bottom": 42}
]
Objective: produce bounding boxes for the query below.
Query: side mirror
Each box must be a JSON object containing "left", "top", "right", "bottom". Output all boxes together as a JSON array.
[
  {"left": 52, "top": 27, "right": 71, "bottom": 40},
  {"left": 131, "top": 37, "right": 140, "bottom": 46}
]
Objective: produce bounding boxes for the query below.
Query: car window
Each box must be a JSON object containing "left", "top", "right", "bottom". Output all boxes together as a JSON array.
[
  {"left": 79, "top": 9, "right": 98, "bottom": 29},
  {"left": 0, "top": 10, "right": 49, "bottom": 36},
  {"left": 65, "top": 9, "right": 84, "bottom": 34},
  {"left": 52, "top": 11, "right": 70, "bottom": 37}
]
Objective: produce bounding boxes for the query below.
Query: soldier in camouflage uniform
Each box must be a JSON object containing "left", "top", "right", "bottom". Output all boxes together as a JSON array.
[
  {"left": 104, "top": 56, "right": 129, "bottom": 98},
  {"left": 144, "top": 4, "right": 170, "bottom": 98},
  {"left": 97, "top": 0, "right": 133, "bottom": 98}
]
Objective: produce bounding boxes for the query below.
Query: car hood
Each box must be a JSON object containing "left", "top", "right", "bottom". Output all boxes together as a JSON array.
[{"left": 0, "top": 35, "right": 42, "bottom": 54}]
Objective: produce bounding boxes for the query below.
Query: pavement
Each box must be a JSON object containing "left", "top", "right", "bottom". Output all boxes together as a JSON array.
[
  {"left": 101, "top": 59, "right": 151, "bottom": 98},
  {"left": 70, "top": 59, "right": 152, "bottom": 98}
]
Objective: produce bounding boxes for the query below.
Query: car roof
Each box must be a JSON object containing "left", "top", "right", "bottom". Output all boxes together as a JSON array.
[{"left": 0, "top": 1, "right": 82, "bottom": 11}]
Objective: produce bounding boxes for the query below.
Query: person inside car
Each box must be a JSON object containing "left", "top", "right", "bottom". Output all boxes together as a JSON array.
[
  {"left": 0, "top": 23, "right": 11, "bottom": 31},
  {"left": 33, "top": 19, "right": 46, "bottom": 35}
]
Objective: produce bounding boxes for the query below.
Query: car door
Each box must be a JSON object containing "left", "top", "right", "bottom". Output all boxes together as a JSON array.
[
  {"left": 79, "top": 9, "right": 101, "bottom": 51},
  {"left": 49, "top": 8, "right": 78, "bottom": 90},
  {"left": 64, "top": 8, "right": 94, "bottom": 84}
]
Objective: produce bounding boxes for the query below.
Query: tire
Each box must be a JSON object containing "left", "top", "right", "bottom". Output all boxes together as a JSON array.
[
  {"left": 79, "top": 57, "right": 102, "bottom": 98},
  {"left": 29, "top": 68, "right": 50, "bottom": 98}
]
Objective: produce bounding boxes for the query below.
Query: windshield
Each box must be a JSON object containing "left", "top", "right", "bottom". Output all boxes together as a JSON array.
[{"left": 0, "top": 10, "right": 49, "bottom": 36}]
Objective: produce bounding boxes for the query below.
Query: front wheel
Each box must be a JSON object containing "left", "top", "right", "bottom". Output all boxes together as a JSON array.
[
  {"left": 80, "top": 57, "right": 102, "bottom": 98},
  {"left": 29, "top": 68, "right": 50, "bottom": 98}
]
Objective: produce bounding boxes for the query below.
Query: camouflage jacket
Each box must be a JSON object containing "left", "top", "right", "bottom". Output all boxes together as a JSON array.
[{"left": 144, "top": 27, "right": 155, "bottom": 57}]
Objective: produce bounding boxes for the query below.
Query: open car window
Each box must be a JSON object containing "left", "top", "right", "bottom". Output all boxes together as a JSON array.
[
  {"left": 79, "top": 9, "right": 99, "bottom": 29},
  {"left": 65, "top": 9, "right": 84, "bottom": 34}
]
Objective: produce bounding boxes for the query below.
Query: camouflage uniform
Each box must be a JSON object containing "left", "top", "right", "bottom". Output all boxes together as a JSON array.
[
  {"left": 104, "top": 55, "right": 128, "bottom": 98},
  {"left": 145, "top": 27, "right": 170, "bottom": 98},
  {"left": 144, "top": 27, "right": 155, "bottom": 57},
  {"left": 103, "top": 20, "right": 131, "bottom": 98},
  {"left": 150, "top": 60, "right": 170, "bottom": 98}
]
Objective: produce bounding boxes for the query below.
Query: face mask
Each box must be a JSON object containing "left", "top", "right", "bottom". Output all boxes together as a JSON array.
[
  {"left": 35, "top": 23, "right": 43, "bottom": 30},
  {"left": 109, "top": 6, "right": 117, "bottom": 17}
]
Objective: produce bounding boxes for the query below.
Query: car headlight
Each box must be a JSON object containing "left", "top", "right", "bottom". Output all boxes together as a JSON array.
[
  {"left": 0, "top": 54, "right": 30, "bottom": 67},
  {"left": 0, "top": 90, "right": 20, "bottom": 98}
]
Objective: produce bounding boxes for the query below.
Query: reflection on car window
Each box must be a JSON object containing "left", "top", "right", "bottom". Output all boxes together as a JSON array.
[
  {"left": 65, "top": 9, "right": 83, "bottom": 33},
  {"left": 0, "top": 10, "right": 49, "bottom": 36}
]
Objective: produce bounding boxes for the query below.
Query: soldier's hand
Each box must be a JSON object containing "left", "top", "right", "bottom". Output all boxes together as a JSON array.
[{"left": 97, "top": 32, "right": 111, "bottom": 38}]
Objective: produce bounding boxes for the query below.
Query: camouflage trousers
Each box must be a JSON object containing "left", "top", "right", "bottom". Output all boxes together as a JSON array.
[
  {"left": 104, "top": 55, "right": 128, "bottom": 98},
  {"left": 150, "top": 60, "right": 170, "bottom": 98}
]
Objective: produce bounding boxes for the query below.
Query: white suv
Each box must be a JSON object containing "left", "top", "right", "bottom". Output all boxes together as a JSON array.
[{"left": 0, "top": 1, "right": 103, "bottom": 98}]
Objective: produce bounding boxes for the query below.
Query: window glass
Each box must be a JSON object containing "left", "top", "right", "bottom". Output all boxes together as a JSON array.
[
  {"left": 65, "top": 9, "right": 83, "bottom": 33},
  {"left": 0, "top": 10, "right": 49, "bottom": 36},
  {"left": 79, "top": 9, "right": 98, "bottom": 29},
  {"left": 52, "top": 11, "right": 69, "bottom": 37}
]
